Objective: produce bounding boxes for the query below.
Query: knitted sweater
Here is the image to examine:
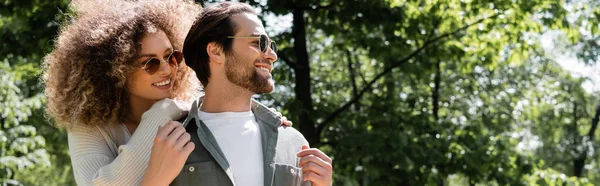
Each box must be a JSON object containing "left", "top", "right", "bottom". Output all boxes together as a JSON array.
[{"left": 67, "top": 99, "right": 183, "bottom": 186}]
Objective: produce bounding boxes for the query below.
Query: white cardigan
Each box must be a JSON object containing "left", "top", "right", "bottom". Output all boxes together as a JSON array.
[{"left": 67, "top": 99, "right": 183, "bottom": 186}]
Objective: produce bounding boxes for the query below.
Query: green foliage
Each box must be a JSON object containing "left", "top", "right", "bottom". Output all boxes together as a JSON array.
[
  {"left": 525, "top": 168, "right": 593, "bottom": 186},
  {"left": 0, "top": 62, "right": 49, "bottom": 185},
  {"left": 245, "top": 0, "right": 600, "bottom": 185},
  {"left": 1, "top": 0, "right": 72, "bottom": 185}
]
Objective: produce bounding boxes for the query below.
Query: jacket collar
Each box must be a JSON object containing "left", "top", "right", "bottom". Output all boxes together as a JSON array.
[{"left": 183, "top": 97, "right": 282, "bottom": 129}]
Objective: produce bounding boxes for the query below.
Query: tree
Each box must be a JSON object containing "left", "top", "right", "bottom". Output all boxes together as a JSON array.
[
  {"left": 0, "top": 0, "right": 72, "bottom": 185},
  {"left": 237, "top": 0, "right": 600, "bottom": 184}
]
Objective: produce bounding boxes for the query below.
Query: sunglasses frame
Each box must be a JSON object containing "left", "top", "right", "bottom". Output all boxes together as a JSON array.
[
  {"left": 141, "top": 50, "right": 183, "bottom": 75},
  {"left": 227, "top": 34, "right": 278, "bottom": 53}
]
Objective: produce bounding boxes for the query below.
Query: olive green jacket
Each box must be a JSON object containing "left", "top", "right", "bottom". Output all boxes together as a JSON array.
[{"left": 170, "top": 99, "right": 311, "bottom": 186}]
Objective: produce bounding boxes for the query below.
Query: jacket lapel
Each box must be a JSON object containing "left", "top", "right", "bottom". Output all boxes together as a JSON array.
[
  {"left": 183, "top": 100, "right": 236, "bottom": 186},
  {"left": 252, "top": 101, "right": 282, "bottom": 186}
]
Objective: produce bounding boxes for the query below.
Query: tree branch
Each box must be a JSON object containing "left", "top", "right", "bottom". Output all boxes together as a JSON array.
[
  {"left": 289, "top": 2, "right": 339, "bottom": 11},
  {"left": 574, "top": 100, "right": 600, "bottom": 176},
  {"left": 301, "top": 2, "right": 339, "bottom": 11},
  {"left": 312, "top": 3, "right": 337, "bottom": 10},
  {"left": 353, "top": 52, "right": 369, "bottom": 86},
  {"left": 578, "top": 99, "right": 600, "bottom": 174},
  {"left": 587, "top": 101, "right": 600, "bottom": 140},
  {"left": 316, "top": 13, "right": 500, "bottom": 134},
  {"left": 574, "top": 100, "right": 585, "bottom": 177},
  {"left": 278, "top": 54, "right": 296, "bottom": 70},
  {"left": 346, "top": 49, "right": 360, "bottom": 111},
  {"left": 346, "top": 49, "right": 359, "bottom": 99},
  {"left": 433, "top": 59, "right": 441, "bottom": 121}
]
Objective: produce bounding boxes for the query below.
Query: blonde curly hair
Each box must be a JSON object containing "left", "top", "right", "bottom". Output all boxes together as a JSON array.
[{"left": 43, "top": 0, "right": 202, "bottom": 130}]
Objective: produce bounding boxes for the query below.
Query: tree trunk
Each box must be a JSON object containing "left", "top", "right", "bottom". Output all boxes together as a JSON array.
[
  {"left": 292, "top": 7, "right": 318, "bottom": 145},
  {"left": 433, "top": 60, "right": 441, "bottom": 121},
  {"left": 574, "top": 100, "right": 600, "bottom": 177},
  {"left": 433, "top": 60, "right": 443, "bottom": 186},
  {"left": 573, "top": 101, "right": 583, "bottom": 177}
]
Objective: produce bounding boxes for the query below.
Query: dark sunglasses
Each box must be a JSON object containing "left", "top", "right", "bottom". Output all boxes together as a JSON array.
[
  {"left": 227, "top": 34, "right": 278, "bottom": 53},
  {"left": 140, "top": 50, "right": 183, "bottom": 75}
]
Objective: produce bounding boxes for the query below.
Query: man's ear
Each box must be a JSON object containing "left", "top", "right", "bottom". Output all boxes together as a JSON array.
[{"left": 207, "top": 42, "right": 224, "bottom": 64}]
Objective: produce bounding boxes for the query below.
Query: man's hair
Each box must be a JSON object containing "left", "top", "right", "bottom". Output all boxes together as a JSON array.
[
  {"left": 183, "top": 2, "right": 256, "bottom": 87},
  {"left": 43, "top": 0, "right": 201, "bottom": 130}
]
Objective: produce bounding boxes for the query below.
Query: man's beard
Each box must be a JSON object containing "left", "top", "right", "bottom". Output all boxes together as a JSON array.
[{"left": 224, "top": 53, "right": 274, "bottom": 94}]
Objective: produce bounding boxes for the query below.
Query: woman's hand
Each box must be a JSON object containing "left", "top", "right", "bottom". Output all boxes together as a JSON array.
[
  {"left": 269, "top": 108, "right": 293, "bottom": 126},
  {"left": 250, "top": 99, "right": 292, "bottom": 126},
  {"left": 141, "top": 121, "right": 194, "bottom": 186}
]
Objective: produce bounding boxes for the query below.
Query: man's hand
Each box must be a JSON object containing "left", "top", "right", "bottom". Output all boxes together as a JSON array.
[{"left": 297, "top": 145, "right": 333, "bottom": 186}]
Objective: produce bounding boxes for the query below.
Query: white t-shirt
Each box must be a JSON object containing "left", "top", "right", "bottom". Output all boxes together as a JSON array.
[{"left": 198, "top": 110, "right": 264, "bottom": 186}]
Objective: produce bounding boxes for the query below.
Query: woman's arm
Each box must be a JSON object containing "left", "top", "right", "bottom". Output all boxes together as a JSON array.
[{"left": 68, "top": 99, "right": 184, "bottom": 186}]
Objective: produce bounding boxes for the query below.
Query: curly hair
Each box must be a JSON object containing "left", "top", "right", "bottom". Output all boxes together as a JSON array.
[{"left": 43, "top": 0, "right": 202, "bottom": 130}]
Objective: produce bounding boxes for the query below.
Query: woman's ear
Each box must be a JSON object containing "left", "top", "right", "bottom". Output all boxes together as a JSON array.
[{"left": 207, "top": 42, "right": 224, "bottom": 64}]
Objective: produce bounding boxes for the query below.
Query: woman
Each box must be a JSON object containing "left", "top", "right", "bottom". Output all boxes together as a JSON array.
[{"left": 42, "top": 0, "right": 290, "bottom": 185}]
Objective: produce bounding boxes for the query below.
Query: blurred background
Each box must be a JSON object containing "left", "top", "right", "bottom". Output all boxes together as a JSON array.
[{"left": 2, "top": 0, "right": 600, "bottom": 185}]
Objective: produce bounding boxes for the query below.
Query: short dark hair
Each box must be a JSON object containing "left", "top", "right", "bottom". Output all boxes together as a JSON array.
[{"left": 183, "top": 2, "right": 256, "bottom": 87}]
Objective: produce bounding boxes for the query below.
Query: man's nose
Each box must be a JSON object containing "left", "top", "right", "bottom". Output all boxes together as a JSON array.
[{"left": 263, "top": 45, "right": 277, "bottom": 63}]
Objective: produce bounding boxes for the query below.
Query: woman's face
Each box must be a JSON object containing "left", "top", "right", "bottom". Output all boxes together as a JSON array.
[{"left": 128, "top": 29, "right": 179, "bottom": 102}]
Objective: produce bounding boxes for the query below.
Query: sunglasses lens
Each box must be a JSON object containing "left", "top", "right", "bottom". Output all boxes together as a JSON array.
[
  {"left": 169, "top": 51, "right": 183, "bottom": 67},
  {"left": 270, "top": 41, "right": 277, "bottom": 53},
  {"left": 259, "top": 35, "right": 268, "bottom": 53},
  {"left": 144, "top": 58, "right": 161, "bottom": 75},
  {"left": 259, "top": 35, "right": 277, "bottom": 53}
]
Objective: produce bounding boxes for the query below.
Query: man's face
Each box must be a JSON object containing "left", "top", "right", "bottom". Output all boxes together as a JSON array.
[{"left": 224, "top": 12, "right": 278, "bottom": 94}]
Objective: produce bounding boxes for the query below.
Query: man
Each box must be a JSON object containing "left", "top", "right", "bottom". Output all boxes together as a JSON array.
[{"left": 170, "top": 2, "right": 333, "bottom": 186}]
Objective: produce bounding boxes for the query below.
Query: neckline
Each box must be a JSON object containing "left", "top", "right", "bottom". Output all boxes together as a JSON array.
[{"left": 121, "top": 122, "right": 132, "bottom": 137}]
